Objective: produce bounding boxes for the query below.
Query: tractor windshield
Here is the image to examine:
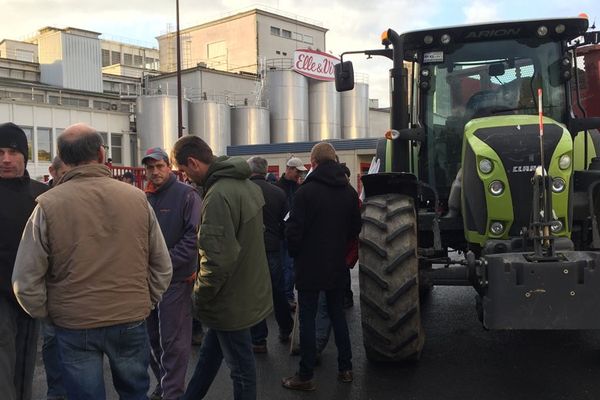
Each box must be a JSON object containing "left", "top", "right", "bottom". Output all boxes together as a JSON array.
[{"left": 419, "top": 39, "right": 566, "bottom": 200}]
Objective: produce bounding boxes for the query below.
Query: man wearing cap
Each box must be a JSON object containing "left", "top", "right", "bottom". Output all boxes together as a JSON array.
[
  {"left": 0, "top": 122, "right": 48, "bottom": 400},
  {"left": 12, "top": 123, "right": 172, "bottom": 399},
  {"left": 143, "top": 147, "right": 202, "bottom": 400},
  {"left": 276, "top": 156, "right": 307, "bottom": 308}
]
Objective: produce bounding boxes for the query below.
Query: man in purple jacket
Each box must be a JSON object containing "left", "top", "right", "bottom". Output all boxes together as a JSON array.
[{"left": 143, "top": 147, "right": 202, "bottom": 400}]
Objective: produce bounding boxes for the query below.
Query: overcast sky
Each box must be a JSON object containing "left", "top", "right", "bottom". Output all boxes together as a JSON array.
[{"left": 1, "top": 0, "right": 599, "bottom": 106}]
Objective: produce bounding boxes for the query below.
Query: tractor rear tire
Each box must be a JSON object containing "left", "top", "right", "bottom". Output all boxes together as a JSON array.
[{"left": 359, "top": 194, "right": 425, "bottom": 362}]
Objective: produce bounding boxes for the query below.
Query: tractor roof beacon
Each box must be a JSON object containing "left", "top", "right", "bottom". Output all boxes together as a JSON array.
[{"left": 336, "top": 16, "right": 600, "bottom": 362}]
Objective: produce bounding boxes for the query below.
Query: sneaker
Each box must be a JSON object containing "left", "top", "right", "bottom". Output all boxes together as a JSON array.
[
  {"left": 282, "top": 374, "right": 316, "bottom": 391},
  {"left": 191, "top": 331, "right": 204, "bottom": 346},
  {"left": 343, "top": 296, "right": 354, "bottom": 309},
  {"left": 338, "top": 370, "right": 353, "bottom": 383},
  {"left": 149, "top": 385, "right": 162, "bottom": 400},
  {"left": 288, "top": 300, "right": 297, "bottom": 312},
  {"left": 253, "top": 343, "right": 268, "bottom": 353},
  {"left": 279, "top": 332, "right": 291, "bottom": 343}
]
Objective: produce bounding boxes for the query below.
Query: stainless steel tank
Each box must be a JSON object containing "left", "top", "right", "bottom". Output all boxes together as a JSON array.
[
  {"left": 136, "top": 95, "right": 188, "bottom": 155},
  {"left": 264, "top": 69, "right": 309, "bottom": 143},
  {"left": 188, "top": 100, "right": 231, "bottom": 156},
  {"left": 308, "top": 80, "right": 341, "bottom": 141},
  {"left": 230, "top": 106, "right": 270, "bottom": 145},
  {"left": 341, "top": 82, "right": 369, "bottom": 139}
]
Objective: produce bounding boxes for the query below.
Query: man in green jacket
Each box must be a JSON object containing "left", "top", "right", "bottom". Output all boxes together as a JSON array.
[{"left": 172, "top": 135, "right": 273, "bottom": 400}]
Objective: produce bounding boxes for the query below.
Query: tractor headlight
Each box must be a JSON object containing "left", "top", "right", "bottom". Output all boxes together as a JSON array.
[
  {"left": 490, "top": 221, "right": 505, "bottom": 235},
  {"left": 552, "top": 177, "right": 566, "bottom": 193},
  {"left": 479, "top": 158, "right": 493, "bottom": 174},
  {"left": 559, "top": 154, "right": 571, "bottom": 170},
  {"left": 489, "top": 180, "right": 504, "bottom": 196},
  {"left": 550, "top": 220, "right": 563, "bottom": 233},
  {"left": 537, "top": 25, "right": 548, "bottom": 37},
  {"left": 440, "top": 34, "right": 451, "bottom": 44}
]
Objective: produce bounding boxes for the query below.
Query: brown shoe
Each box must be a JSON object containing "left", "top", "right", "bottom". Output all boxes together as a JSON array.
[
  {"left": 338, "top": 370, "right": 353, "bottom": 383},
  {"left": 253, "top": 344, "right": 268, "bottom": 354},
  {"left": 282, "top": 374, "right": 316, "bottom": 391}
]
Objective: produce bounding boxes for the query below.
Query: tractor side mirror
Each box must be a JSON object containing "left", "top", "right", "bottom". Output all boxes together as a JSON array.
[
  {"left": 489, "top": 62, "right": 506, "bottom": 77},
  {"left": 335, "top": 61, "right": 355, "bottom": 92}
]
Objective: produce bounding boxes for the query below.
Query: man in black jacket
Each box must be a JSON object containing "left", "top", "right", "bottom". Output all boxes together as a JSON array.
[
  {"left": 0, "top": 122, "right": 48, "bottom": 400},
  {"left": 276, "top": 156, "right": 307, "bottom": 309},
  {"left": 282, "top": 142, "right": 361, "bottom": 391},
  {"left": 247, "top": 156, "right": 294, "bottom": 352}
]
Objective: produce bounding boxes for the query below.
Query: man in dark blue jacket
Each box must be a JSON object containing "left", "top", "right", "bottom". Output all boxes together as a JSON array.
[{"left": 143, "top": 147, "right": 201, "bottom": 400}]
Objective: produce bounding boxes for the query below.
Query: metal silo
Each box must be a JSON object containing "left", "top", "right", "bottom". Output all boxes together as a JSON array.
[
  {"left": 136, "top": 95, "right": 188, "bottom": 154},
  {"left": 188, "top": 100, "right": 231, "bottom": 156},
  {"left": 308, "top": 80, "right": 341, "bottom": 141},
  {"left": 231, "top": 106, "right": 270, "bottom": 145},
  {"left": 264, "top": 68, "right": 309, "bottom": 143},
  {"left": 341, "top": 81, "right": 370, "bottom": 139}
]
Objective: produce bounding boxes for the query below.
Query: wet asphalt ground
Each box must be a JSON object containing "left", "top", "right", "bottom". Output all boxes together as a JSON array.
[{"left": 32, "top": 266, "right": 600, "bottom": 400}]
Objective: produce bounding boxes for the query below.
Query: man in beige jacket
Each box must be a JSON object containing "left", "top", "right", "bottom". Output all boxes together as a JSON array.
[{"left": 12, "top": 123, "right": 172, "bottom": 400}]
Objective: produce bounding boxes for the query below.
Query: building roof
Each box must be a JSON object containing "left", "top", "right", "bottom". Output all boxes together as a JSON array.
[{"left": 156, "top": 7, "right": 328, "bottom": 40}]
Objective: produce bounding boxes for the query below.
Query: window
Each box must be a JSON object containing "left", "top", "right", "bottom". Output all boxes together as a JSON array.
[
  {"left": 134, "top": 55, "right": 143, "bottom": 67},
  {"left": 282, "top": 52, "right": 287, "bottom": 56},
  {"left": 101, "top": 49, "right": 110, "bottom": 67},
  {"left": 111, "top": 51, "right": 121, "bottom": 65},
  {"left": 93, "top": 100, "right": 111, "bottom": 110},
  {"left": 303, "top": 35, "right": 314, "bottom": 45},
  {"left": 292, "top": 32, "right": 303, "bottom": 41},
  {"left": 37, "top": 127, "right": 52, "bottom": 162},
  {"left": 15, "top": 49, "right": 34, "bottom": 62},
  {"left": 207, "top": 41, "right": 227, "bottom": 59},
  {"left": 21, "top": 127, "right": 33, "bottom": 160},
  {"left": 282, "top": 30, "right": 292, "bottom": 39},
  {"left": 123, "top": 53, "right": 133, "bottom": 66},
  {"left": 130, "top": 135, "right": 138, "bottom": 166},
  {"left": 111, "top": 134, "right": 122, "bottom": 164},
  {"left": 270, "top": 26, "right": 280, "bottom": 36},
  {"left": 276, "top": 51, "right": 281, "bottom": 55}
]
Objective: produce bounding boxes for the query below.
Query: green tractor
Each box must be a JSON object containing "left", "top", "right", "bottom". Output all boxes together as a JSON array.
[{"left": 335, "top": 16, "right": 600, "bottom": 362}]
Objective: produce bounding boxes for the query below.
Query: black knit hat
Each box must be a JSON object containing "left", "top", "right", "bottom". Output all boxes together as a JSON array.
[{"left": 0, "top": 122, "right": 29, "bottom": 164}]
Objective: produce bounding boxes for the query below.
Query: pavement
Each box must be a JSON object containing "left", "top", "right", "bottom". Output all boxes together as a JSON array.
[{"left": 31, "top": 266, "right": 600, "bottom": 399}]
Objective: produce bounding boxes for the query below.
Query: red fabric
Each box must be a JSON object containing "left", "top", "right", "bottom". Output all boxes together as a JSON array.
[{"left": 345, "top": 198, "right": 362, "bottom": 268}]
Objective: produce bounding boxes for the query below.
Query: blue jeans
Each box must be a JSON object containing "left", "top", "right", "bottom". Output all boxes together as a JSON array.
[
  {"left": 182, "top": 328, "right": 256, "bottom": 400},
  {"left": 315, "top": 291, "right": 331, "bottom": 353},
  {"left": 298, "top": 289, "right": 352, "bottom": 380},
  {"left": 251, "top": 251, "right": 294, "bottom": 344},
  {"left": 54, "top": 320, "right": 150, "bottom": 400},
  {"left": 281, "top": 241, "right": 295, "bottom": 301},
  {"left": 42, "top": 322, "right": 67, "bottom": 399}
]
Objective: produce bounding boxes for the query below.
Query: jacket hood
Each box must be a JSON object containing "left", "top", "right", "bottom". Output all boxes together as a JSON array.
[
  {"left": 204, "top": 156, "right": 251, "bottom": 190},
  {"left": 305, "top": 160, "right": 349, "bottom": 187}
]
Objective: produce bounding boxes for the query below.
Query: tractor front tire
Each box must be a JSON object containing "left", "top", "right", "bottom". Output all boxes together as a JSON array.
[{"left": 359, "top": 194, "right": 425, "bottom": 362}]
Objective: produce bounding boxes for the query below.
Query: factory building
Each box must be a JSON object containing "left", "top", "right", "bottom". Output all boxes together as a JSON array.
[{"left": 1, "top": 7, "right": 388, "bottom": 185}]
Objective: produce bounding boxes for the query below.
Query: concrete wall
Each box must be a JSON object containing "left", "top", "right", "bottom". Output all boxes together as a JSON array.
[
  {"left": 37, "top": 30, "right": 103, "bottom": 93},
  {"left": 256, "top": 13, "right": 326, "bottom": 60},
  {"left": 159, "top": 13, "right": 258, "bottom": 73}
]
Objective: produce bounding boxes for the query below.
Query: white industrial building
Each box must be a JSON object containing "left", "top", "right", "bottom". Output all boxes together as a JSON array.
[{"left": 0, "top": 7, "right": 389, "bottom": 184}]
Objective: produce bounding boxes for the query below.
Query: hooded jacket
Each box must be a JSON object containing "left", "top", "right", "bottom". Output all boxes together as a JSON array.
[
  {"left": 193, "top": 156, "right": 273, "bottom": 331},
  {"left": 0, "top": 171, "right": 48, "bottom": 300},
  {"left": 285, "top": 160, "right": 362, "bottom": 291}
]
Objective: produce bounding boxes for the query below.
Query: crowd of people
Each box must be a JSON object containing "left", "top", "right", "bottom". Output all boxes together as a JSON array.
[{"left": 0, "top": 121, "right": 362, "bottom": 400}]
